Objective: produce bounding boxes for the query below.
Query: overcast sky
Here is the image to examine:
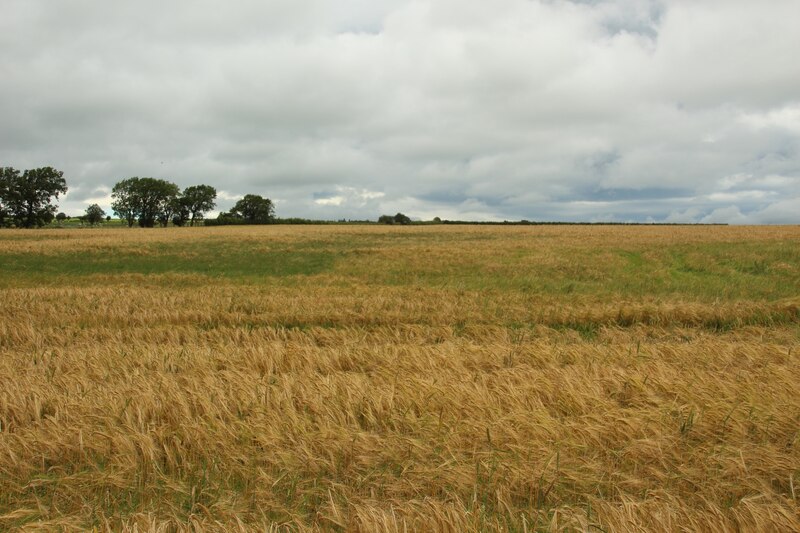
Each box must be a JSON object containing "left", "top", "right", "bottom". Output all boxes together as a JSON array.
[{"left": 2, "top": 0, "right": 799, "bottom": 223}]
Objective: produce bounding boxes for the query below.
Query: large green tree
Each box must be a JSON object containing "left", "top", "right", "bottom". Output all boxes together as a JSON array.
[
  {"left": 378, "top": 213, "right": 412, "bottom": 225},
  {"left": 171, "top": 197, "right": 191, "bottom": 227},
  {"left": 84, "top": 204, "right": 106, "bottom": 226},
  {"left": 0, "top": 166, "right": 68, "bottom": 228},
  {"left": 155, "top": 181, "right": 181, "bottom": 228},
  {"left": 110, "top": 177, "right": 139, "bottom": 227},
  {"left": 181, "top": 185, "right": 217, "bottom": 226},
  {"left": 228, "top": 194, "right": 275, "bottom": 224},
  {"left": 111, "top": 177, "right": 179, "bottom": 228}
]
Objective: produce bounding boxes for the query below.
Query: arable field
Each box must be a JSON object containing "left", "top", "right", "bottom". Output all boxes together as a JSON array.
[{"left": 1, "top": 225, "right": 799, "bottom": 532}]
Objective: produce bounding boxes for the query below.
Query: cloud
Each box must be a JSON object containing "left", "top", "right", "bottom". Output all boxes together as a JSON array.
[
  {"left": 740, "top": 104, "right": 800, "bottom": 135},
  {"left": 1, "top": 0, "right": 798, "bottom": 222},
  {"left": 700, "top": 206, "right": 750, "bottom": 225},
  {"left": 743, "top": 198, "right": 800, "bottom": 225}
]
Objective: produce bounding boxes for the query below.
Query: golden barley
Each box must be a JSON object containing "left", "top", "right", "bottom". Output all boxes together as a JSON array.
[{"left": 0, "top": 225, "right": 798, "bottom": 531}]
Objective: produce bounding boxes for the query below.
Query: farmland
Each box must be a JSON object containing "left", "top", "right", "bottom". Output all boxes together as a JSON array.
[{"left": 1, "top": 225, "right": 799, "bottom": 531}]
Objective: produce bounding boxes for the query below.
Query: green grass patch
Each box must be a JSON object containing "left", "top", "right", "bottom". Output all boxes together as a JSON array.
[
  {"left": 336, "top": 239, "right": 799, "bottom": 301},
  {"left": 1, "top": 230, "right": 798, "bottom": 301},
  {"left": 0, "top": 240, "right": 335, "bottom": 286}
]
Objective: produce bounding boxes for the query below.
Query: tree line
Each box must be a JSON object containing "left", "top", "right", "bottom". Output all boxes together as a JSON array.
[
  {"left": 111, "top": 177, "right": 218, "bottom": 227},
  {"left": 0, "top": 167, "right": 67, "bottom": 228},
  {"left": 112, "top": 179, "right": 275, "bottom": 227},
  {"left": 1, "top": 166, "right": 276, "bottom": 228},
  {"left": 2, "top": 165, "right": 410, "bottom": 229}
]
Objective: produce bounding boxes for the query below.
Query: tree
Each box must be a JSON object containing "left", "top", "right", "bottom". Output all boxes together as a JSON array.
[
  {"left": 378, "top": 213, "right": 412, "bottom": 225},
  {"left": 181, "top": 185, "right": 217, "bottom": 226},
  {"left": 85, "top": 204, "right": 106, "bottom": 226},
  {"left": 0, "top": 168, "right": 12, "bottom": 227},
  {"left": 111, "top": 177, "right": 179, "bottom": 228},
  {"left": 0, "top": 166, "right": 68, "bottom": 228},
  {"left": 394, "top": 213, "right": 412, "bottom": 225},
  {"left": 142, "top": 179, "right": 180, "bottom": 228},
  {"left": 171, "top": 198, "right": 190, "bottom": 227},
  {"left": 111, "top": 178, "right": 140, "bottom": 227},
  {"left": 155, "top": 183, "right": 181, "bottom": 228},
  {"left": 228, "top": 194, "right": 274, "bottom": 224}
]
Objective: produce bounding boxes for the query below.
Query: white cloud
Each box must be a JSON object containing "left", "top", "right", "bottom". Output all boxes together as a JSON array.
[
  {"left": 217, "top": 190, "right": 241, "bottom": 201},
  {"left": 1, "top": 0, "right": 799, "bottom": 223},
  {"left": 664, "top": 206, "right": 703, "bottom": 224},
  {"left": 315, "top": 196, "right": 345, "bottom": 206},
  {"left": 717, "top": 173, "right": 751, "bottom": 191},
  {"left": 740, "top": 105, "right": 800, "bottom": 134},
  {"left": 701, "top": 206, "right": 749, "bottom": 225},
  {"left": 707, "top": 190, "right": 773, "bottom": 202},
  {"left": 744, "top": 198, "right": 800, "bottom": 225}
]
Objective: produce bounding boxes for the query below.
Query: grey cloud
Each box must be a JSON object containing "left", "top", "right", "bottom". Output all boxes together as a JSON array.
[
  {"left": 571, "top": 187, "right": 694, "bottom": 202},
  {"left": 1, "top": 0, "right": 799, "bottom": 222}
]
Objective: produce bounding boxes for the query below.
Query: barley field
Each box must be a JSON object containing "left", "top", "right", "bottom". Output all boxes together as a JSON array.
[{"left": 1, "top": 224, "right": 799, "bottom": 532}]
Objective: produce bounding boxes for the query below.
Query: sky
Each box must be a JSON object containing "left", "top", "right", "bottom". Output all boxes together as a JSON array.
[{"left": 1, "top": 0, "right": 799, "bottom": 223}]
